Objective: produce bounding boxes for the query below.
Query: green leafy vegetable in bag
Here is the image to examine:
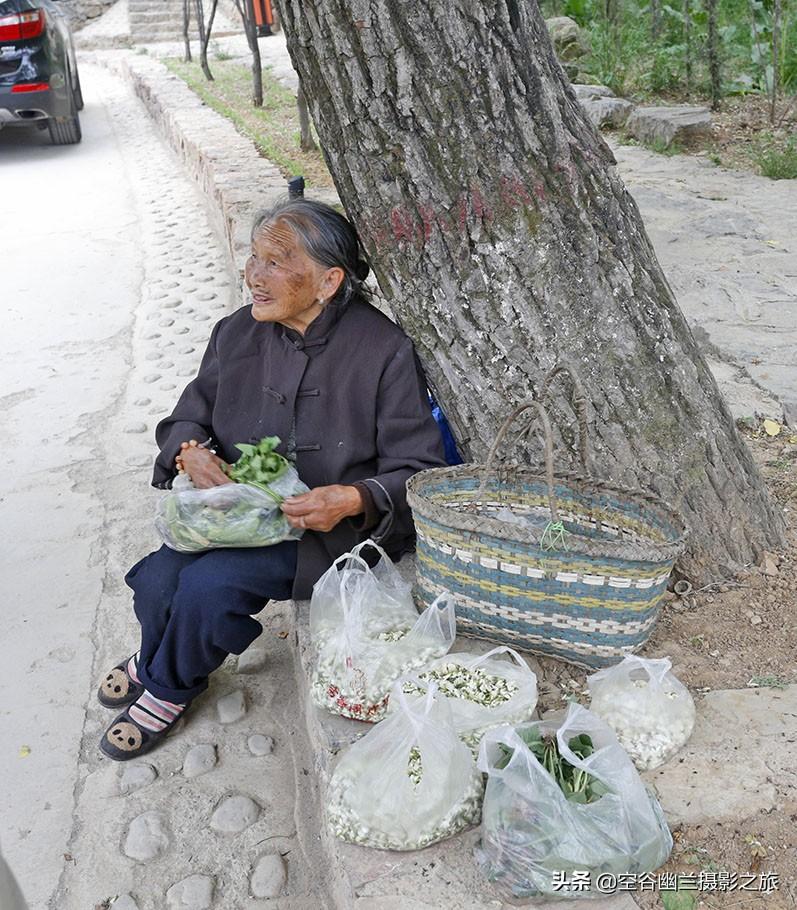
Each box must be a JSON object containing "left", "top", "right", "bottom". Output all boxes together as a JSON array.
[
  {"left": 225, "top": 436, "right": 290, "bottom": 501},
  {"left": 156, "top": 436, "right": 309, "bottom": 552},
  {"left": 495, "top": 728, "right": 609, "bottom": 804}
]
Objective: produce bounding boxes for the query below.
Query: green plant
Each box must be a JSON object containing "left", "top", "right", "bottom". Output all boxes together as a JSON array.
[
  {"left": 661, "top": 889, "right": 697, "bottom": 910},
  {"left": 496, "top": 729, "right": 609, "bottom": 804},
  {"left": 753, "top": 132, "right": 797, "bottom": 177},
  {"left": 641, "top": 135, "right": 686, "bottom": 155},
  {"left": 225, "top": 435, "right": 290, "bottom": 498},
  {"left": 747, "top": 673, "right": 791, "bottom": 687},
  {"left": 211, "top": 41, "right": 234, "bottom": 61}
]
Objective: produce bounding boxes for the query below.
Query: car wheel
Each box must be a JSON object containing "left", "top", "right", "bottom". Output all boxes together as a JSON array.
[
  {"left": 48, "top": 113, "right": 82, "bottom": 144},
  {"left": 72, "top": 68, "right": 84, "bottom": 111},
  {"left": 48, "top": 71, "right": 82, "bottom": 145}
]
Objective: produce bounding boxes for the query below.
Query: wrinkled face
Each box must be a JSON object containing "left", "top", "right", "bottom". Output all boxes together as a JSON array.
[{"left": 244, "top": 220, "right": 343, "bottom": 334}]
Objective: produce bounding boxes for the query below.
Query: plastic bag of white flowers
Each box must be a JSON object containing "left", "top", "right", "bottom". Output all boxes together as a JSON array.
[
  {"left": 587, "top": 655, "right": 696, "bottom": 771},
  {"left": 475, "top": 703, "right": 672, "bottom": 899},
  {"left": 396, "top": 647, "right": 538, "bottom": 752},
  {"left": 310, "top": 540, "right": 456, "bottom": 721},
  {"left": 326, "top": 679, "right": 483, "bottom": 850}
]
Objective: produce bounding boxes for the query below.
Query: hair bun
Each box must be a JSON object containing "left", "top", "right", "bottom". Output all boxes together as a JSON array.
[{"left": 355, "top": 259, "right": 370, "bottom": 281}]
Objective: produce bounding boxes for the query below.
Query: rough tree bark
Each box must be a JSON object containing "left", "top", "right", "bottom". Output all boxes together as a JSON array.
[{"left": 279, "top": 0, "right": 785, "bottom": 581}]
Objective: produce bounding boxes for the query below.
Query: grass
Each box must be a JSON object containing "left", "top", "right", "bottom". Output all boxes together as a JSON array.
[
  {"left": 747, "top": 674, "right": 791, "bottom": 688},
  {"left": 164, "top": 58, "right": 333, "bottom": 188},
  {"left": 618, "top": 131, "right": 685, "bottom": 156},
  {"left": 752, "top": 133, "right": 797, "bottom": 179}
]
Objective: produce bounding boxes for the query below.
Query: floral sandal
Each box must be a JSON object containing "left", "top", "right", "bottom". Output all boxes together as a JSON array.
[
  {"left": 97, "top": 654, "right": 145, "bottom": 709},
  {"left": 99, "top": 696, "right": 186, "bottom": 762}
]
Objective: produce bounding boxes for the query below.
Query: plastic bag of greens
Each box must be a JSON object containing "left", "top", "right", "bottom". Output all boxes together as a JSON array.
[
  {"left": 327, "top": 679, "right": 483, "bottom": 850},
  {"left": 310, "top": 540, "right": 456, "bottom": 721},
  {"left": 587, "top": 655, "right": 696, "bottom": 771},
  {"left": 475, "top": 703, "right": 672, "bottom": 899},
  {"left": 398, "top": 647, "right": 538, "bottom": 751},
  {"left": 155, "top": 468, "right": 308, "bottom": 552}
]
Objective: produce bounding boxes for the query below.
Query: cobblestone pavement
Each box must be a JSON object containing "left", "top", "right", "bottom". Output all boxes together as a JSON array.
[{"left": 1, "top": 62, "right": 329, "bottom": 910}]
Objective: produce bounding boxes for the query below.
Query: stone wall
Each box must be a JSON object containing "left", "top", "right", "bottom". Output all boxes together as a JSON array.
[{"left": 59, "top": 0, "right": 118, "bottom": 30}]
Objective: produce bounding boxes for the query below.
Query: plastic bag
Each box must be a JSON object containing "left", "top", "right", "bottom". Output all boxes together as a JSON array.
[
  {"left": 587, "top": 655, "right": 696, "bottom": 771},
  {"left": 311, "top": 541, "right": 456, "bottom": 721},
  {"left": 155, "top": 469, "right": 309, "bottom": 552},
  {"left": 327, "top": 679, "right": 484, "bottom": 850},
  {"left": 476, "top": 703, "right": 672, "bottom": 899},
  {"left": 397, "top": 647, "right": 538, "bottom": 751}
]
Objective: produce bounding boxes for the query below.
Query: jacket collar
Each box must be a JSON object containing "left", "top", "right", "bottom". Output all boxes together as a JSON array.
[{"left": 279, "top": 297, "right": 349, "bottom": 351}]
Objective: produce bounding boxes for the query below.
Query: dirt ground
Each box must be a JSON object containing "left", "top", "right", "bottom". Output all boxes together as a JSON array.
[
  {"left": 706, "top": 94, "right": 797, "bottom": 173},
  {"left": 532, "top": 426, "right": 797, "bottom": 909}
]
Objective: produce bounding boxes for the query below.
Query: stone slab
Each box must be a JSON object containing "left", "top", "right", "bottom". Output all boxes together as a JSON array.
[
  {"left": 626, "top": 104, "right": 712, "bottom": 147},
  {"left": 580, "top": 97, "right": 635, "bottom": 129},
  {"left": 642, "top": 685, "right": 797, "bottom": 825}
]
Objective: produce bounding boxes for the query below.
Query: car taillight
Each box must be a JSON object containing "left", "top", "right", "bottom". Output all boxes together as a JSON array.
[
  {"left": 0, "top": 9, "right": 46, "bottom": 41},
  {"left": 11, "top": 81, "right": 49, "bottom": 92},
  {"left": 20, "top": 10, "right": 45, "bottom": 38}
]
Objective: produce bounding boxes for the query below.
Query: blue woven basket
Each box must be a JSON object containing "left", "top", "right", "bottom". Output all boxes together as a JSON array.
[{"left": 406, "top": 377, "right": 687, "bottom": 669}]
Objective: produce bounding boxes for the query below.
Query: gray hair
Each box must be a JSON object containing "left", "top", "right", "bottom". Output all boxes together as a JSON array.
[{"left": 251, "top": 198, "right": 371, "bottom": 305}]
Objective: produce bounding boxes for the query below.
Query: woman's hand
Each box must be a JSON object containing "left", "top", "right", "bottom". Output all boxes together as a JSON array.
[
  {"left": 281, "top": 485, "right": 364, "bottom": 533},
  {"left": 177, "top": 443, "right": 232, "bottom": 490}
]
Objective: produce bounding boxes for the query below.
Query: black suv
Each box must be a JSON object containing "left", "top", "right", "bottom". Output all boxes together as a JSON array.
[{"left": 0, "top": 0, "right": 82, "bottom": 144}]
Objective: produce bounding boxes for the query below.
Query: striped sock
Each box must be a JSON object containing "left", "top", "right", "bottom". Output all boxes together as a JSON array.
[
  {"left": 128, "top": 690, "right": 185, "bottom": 733},
  {"left": 127, "top": 653, "right": 141, "bottom": 685}
]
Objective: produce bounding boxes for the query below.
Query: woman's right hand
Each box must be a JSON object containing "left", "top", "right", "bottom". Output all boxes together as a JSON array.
[{"left": 177, "top": 443, "right": 232, "bottom": 489}]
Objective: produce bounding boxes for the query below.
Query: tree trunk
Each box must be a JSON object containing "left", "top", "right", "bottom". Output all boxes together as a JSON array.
[
  {"left": 297, "top": 84, "right": 317, "bottom": 151},
  {"left": 235, "top": 0, "right": 264, "bottom": 106},
  {"left": 182, "top": 0, "right": 192, "bottom": 63},
  {"left": 684, "top": 0, "right": 692, "bottom": 95},
  {"left": 771, "top": 0, "right": 781, "bottom": 124},
  {"left": 650, "top": 0, "right": 662, "bottom": 39},
  {"left": 201, "top": 0, "right": 219, "bottom": 81},
  {"left": 279, "top": 0, "right": 785, "bottom": 582},
  {"left": 194, "top": 0, "right": 213, "bottom": 81},
  {"left": 706, "top": 0, "right": 722, "bottom": 110}
]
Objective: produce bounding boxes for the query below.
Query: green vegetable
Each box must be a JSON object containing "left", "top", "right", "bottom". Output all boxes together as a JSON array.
[
  {"left": 496, "top": 729, "right": 609, "bottom": 804},
  {"left": 225, "top": 436, "right": 290, "bottom": 502},
  {"left": 157, "top": 435, "right": 308, "bottom": 551}
]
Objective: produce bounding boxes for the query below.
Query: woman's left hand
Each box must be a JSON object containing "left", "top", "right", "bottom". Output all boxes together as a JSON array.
[{"left": 281, "top": 485, "right": 364, "bottom": 533}]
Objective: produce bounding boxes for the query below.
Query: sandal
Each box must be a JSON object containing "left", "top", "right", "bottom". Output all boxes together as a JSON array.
[
  {"left": 99, "top": 700, "right": 186, "bottom": 762},
  {"left": 97, "top": 654, "right": 145, "bottom": 709}
]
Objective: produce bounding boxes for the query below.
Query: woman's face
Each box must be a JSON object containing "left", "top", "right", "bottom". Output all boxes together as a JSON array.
[{"left": 245, "top": 220, "right": 343, "bottom": 334}]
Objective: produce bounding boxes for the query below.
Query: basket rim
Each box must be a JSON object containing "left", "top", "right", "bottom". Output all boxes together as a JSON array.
[{"left": 406, "top": 463, "right": 688, "bottom": 564}]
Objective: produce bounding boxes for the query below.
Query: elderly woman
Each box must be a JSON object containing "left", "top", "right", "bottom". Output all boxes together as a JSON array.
[{"left": 97, "top": 199, "right": 447, "bottom": 761}]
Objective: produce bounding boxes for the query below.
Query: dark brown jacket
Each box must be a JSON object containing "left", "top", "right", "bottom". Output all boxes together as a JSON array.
[{"left": 152, "top": 298, "right": 447, "bottom": 598}]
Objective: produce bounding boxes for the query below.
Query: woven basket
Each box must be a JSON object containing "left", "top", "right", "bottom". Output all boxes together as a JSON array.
[{"left": 406, "top": 367, "right": 687, "bottom": 669}]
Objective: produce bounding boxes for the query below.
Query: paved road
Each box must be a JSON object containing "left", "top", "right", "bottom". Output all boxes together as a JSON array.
[
  {"left": 0, "top": 63, "right": 143, "bottom": 909},
  {"left": 0, "top": 62, "right": 233, "bottom": 908}
]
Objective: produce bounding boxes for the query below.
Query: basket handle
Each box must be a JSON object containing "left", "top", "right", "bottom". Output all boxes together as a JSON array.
[
  {"left": 479, "top": 399, "right": 559, "bottom": 523},
  {"left": 541, "top": 363, "right": 591, "bottom": 477}
]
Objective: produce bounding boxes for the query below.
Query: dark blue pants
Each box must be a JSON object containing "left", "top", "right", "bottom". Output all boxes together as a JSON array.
[{"left": 124, "top": 542, "right": 297, "bottom": 703}]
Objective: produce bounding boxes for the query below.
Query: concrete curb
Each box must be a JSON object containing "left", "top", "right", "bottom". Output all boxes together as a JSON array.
[{"left": 109, "top": 53, "right": 287, "bottom": 282}]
